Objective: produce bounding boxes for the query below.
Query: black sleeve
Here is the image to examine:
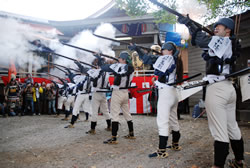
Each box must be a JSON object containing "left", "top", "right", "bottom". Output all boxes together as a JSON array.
[
  {"left": 67, "top": 73, "right": 76, "bottom": 84},
  {"left": 100, "top": 64, "right": 114, "bottom": 73},
  {"left": 193, "top": 31, "right": 212, "bottom": 48}
]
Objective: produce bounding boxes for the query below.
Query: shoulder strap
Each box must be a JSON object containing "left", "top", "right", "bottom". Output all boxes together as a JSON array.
[{"left": 126, "top": 74, "right": 130, "bottom": 88}]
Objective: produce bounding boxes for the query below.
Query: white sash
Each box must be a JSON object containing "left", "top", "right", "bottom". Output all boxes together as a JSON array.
[
  {"left": 87, "top": 69, "right": 101, "bottom": 79},
  {"left": 110, "top": 63, "right": 127, "bottom": 74},
  {"left": 153, "top": 55, "right": 173, "bottom": 73},
  {"left": 208, "top": 36, "right": 231, "bottom": 58}
]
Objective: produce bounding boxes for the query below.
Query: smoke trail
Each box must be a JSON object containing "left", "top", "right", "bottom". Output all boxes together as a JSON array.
[{"left": 0, "top": 17, "right": 58, "bottom": 72}]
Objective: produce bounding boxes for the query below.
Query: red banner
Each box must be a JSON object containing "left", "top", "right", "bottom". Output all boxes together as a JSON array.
[
  {"left": 1, "top": 76, "right": 52, "bottom": 85},
  {"left": 109, "top": 76, "right": 157, "bottom": 114}
]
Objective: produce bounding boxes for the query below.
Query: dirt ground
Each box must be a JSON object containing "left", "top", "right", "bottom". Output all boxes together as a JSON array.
[{"left": 0, "top": 114, "right": 249, "bottom": 168}]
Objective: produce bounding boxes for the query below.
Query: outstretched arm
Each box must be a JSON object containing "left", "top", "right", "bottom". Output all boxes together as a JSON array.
[
  {"left": 74, "top": 61, "right": 89, "bottom": 74},
  {"left": 128, "top": 44, "right": 159, "bottom": 64},
  {"left": 66, "top": 68, "right": 77, "bottom": 83},
  {"left": 100, "top": 64, "right": 113, "bottom": 73}
]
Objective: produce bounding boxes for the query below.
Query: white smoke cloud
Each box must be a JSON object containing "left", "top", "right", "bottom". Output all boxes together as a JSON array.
[
  {"left": 177, "top": 0, "right": 207, "bottom": 22},
  {"left": 52, "top": 23, "right": 116, "bottom": 69},
  {"left": 0, "top": 18, "right": 118, "bottom": 80},
  {"left": 0, "top": 17, "right": 58, "bottom": 72},
  {"left": 176, "top": 0, "right": 208, "bottom": 39},
  {"left": 176, "top": 24, "right": 190, "bottom": 40},
  {"left": 94, "top": 23, "right": 116, "bottom": 56},
  {"left": 49, "top": 67, "right": 66, "bottom": 80}
]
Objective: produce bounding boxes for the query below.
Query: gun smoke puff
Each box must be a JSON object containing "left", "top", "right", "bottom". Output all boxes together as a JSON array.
[
  {"left": 176, "top": 23, "right": 190, "bottom": 40},
  {"left": 177, "top": 0, "right": 207, "bottom": 22},
  {"left": 0, "top": 17, "right": 55, "bottom": 71},
  {"left": 94, "top": 23, "right": 117, "bottom": 56},
  {"left": 175, "top": 0, "right": 208, "bottom": 39},
  {"left": 52, "top": 23, "right": 116, "bottom": 69}
]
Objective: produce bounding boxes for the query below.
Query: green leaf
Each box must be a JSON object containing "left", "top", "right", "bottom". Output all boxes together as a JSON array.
[{"left": 115, "top": 0, "right": 250, "bottom": 24}]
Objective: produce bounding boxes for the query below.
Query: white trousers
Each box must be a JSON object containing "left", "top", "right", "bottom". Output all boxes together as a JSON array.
[
  {"left": 82, "top": 98, "right": 92, "bottom": 114},
  {"left": 110, "top": 90, "right": 132, "bottom": 122},
  {"left": 65, "top": 95, "right": 75, "bottom": 111},
  {"left": 205, "top": 80, "right": 242, "bottom": 142},
  {"left": 157, "top": 86, "right": 179, "bottom": 137},
  {"left": 57, "top": 96, "right": 67, "bottom": 110},
  {"left": 72, "top": 94, "right": 89, "bottom": 116},
  {"left": 90, "top": 92, "right": 110, "bottom": 122}
]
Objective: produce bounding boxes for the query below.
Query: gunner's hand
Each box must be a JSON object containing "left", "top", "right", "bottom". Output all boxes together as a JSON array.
[{"left": 128, "top": 43, "right": 137, "bottom": 51}]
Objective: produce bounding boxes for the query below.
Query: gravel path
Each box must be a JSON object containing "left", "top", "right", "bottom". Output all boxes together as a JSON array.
[{"left": 0, "top": 114, "right": 249, "bottom": 168}]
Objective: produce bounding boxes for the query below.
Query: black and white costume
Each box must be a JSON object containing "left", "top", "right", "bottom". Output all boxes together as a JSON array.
[
  {"left": 86, "top": 68, "right": 111, "bottom": 134},
  {"left": 129, "top": 42, "right": 181, "bottom": 158},
  {"left": 101, "top": 51, "right": 135, "bottom": 144},
  {"left": 63, "top": 83, "right": 76, "bottom": 119},
  {"left": 178, "top": 17, "right": 244, "bottom": 167},
  {"left": 65, "top": 74, "right": 91, "bottom": 128}
]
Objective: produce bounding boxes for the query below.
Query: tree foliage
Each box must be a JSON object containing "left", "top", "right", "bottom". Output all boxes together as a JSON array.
[
  {"left": 115, "top": 0, "right": 177, "bottom": 24},
  {"left": 198, "top": 0, "right": 250, "bottom": 22},
  {"left": 116, "top": 0, "right": 148, "bottom": 17},
  {"left": 152, "top": 0, "right": 177, "bottom": 24},
  {"left": 115, "top": 0, "right": 250, "bottom": 24}
]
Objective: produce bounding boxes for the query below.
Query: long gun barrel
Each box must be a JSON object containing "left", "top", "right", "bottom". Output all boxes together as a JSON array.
[
  {"left": 225, "top": 67, "right": 250, "bottom": 78},
  {"left": 45, "top": 60, "right": 80, "bottom": 73},
  {"left": 184, "top": 67, "right": 250, "bottom": 90},
  {"left": 50, "top": 52, "right": 97, "bottom": 69},
  {"left": 136, "top": 73, "right": 202, "bottom": 93},
  {"left": 168, "top": 73, "right": 202, "bottom": 86},
  {"left": 46, "top": 73, "right": 69, "bottom": 85},
  {"left": 46, "top": 73, "right": 67, "bottom": 81},
  {"left": 93, "top": 33, "right": 162, "bottom": 55},
  {"left": 62, "top": 43, "right": 119, "bottom": 62},
  {"left": 40, "top": 77, "right": 60, "bottom": 88},
  {"left": 149, "top": 0, "right": 213, "bottom": 36},
  {"left": 54, "top": 66, "right": 67, "bottom": 74}
]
